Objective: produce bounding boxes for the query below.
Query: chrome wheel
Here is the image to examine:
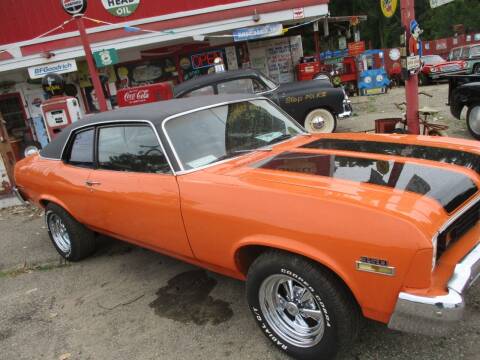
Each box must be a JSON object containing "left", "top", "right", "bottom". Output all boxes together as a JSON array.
[
  {"left": 47, "top": 212, "right": 71, "bottom": 255},
  {"left": 304, "top": 109, "right": 335, "bottom": 133},
  {"left": 259, "top": 274, "right": 325, "bottom": 348},
  {"left": 468, "top": 105, "right": 480, "bottom": 135}
]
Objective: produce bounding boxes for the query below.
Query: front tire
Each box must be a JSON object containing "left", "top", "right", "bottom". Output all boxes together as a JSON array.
[
  {"left": 45, "top": 203, "right": 95, "bottom": 261},
  {"left": 246, "top": 251, "right": 359, "bottom": 360},
  {"left": 467, "top": 104, "right": 480, "bottom": 140},
  {"left": 418, "top": 73, "right": 430, "bottom": 86},
  {"left": 304, "top": 109, "right": 336, "bottom": 134}
]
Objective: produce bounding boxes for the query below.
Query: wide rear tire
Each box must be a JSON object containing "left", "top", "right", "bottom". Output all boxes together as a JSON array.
[
  {"left": 246, "top": 251, "right": 360, "bottom": 360},
  {"left": 45, "top": 203, "right": 96, "bottom": 261},
  {"left": 304, "top": 109, "right": 336, "bottom": 134},
  {"left": 467, "top": 104, "right": 480, "bottom": 140}
]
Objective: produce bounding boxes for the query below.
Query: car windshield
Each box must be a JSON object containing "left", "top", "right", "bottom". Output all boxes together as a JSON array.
[
  {"left": 422, "top": 55, "right": 445, "bottom": 65},
  {"left": 257, "top": 73, "right": 278, "bottom": 90},
  {"left": 164, "top": 99, "right": 305, "bottom": 171},
  {"left": 471, "top": 45, "right": 480, "bottom": 57}
]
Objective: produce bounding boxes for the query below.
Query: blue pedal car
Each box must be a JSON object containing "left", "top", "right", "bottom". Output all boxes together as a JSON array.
[{"left": 357, "top": 50, "right": 390, "bottom": 95}]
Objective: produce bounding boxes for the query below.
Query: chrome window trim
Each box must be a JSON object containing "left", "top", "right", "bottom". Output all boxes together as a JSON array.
[
  {"left": 438, "top": 193, "right": 480, "bottom": 234},
  {"left": 38, "top": 155, "right": 61, "bottom": 161},
  {"left": 161, "top": 97, "right": 306, "bottom": 175},
  {"left": 60, "top": 120, "right": 176, "bottom": 176}
]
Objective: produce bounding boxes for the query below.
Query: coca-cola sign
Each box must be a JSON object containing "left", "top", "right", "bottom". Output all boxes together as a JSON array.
[
  {"left": 116, "top": 82, "right": 173, "bottom": 108},
  {"left": 123, "top": 89, "right": 150, "bottom": 104}
]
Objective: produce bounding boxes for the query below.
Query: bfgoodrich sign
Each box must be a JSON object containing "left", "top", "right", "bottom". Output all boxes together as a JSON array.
[
  {"left": 28, "top": 60, "right": 78, "bottom": 79},
  {"left": 102, "top": 0, "right": 140, "bottom": 17}
]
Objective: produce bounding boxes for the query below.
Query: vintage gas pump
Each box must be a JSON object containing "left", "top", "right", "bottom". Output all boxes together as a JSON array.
[{"left": 40, "top": 73, "right": 82, "bottom": 141}]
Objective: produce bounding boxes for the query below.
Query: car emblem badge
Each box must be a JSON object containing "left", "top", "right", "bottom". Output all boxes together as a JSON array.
[{"left": 356, "top": 257, "right": 395, "bottom": 276}]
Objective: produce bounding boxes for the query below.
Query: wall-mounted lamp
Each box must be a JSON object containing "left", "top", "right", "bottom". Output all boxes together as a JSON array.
[
  {"left": 252, "top": 10, "right": 260, "bottom": 22},
  {"left": 40, "top": 51, "right": 55, "bottom": 59}
]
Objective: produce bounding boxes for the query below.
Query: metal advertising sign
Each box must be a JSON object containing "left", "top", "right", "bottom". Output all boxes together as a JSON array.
[
  {"left": 406, "top": 55, "right": 421, "bottom": 71},
  {"left": 348, "top": 41, "right": 366, "bottom": 56},
  {"left": 380, "top": 0, "right": 398, "bottom": 18},
  {"left": 233, "top": 23, "right": 283, "bottom": 42},
  {"left": 101, "top": 0, "right": 140, "bottom": 17},
  {"left": 93, "top": 48, "right": 119, "bottom": 68},
  {"left": 28, "top": 59, "right": 78, "bottom": 79},
  {"left": 61, "top": 0, "right": 87, "bottom": 16},
  {"left": 429, "top": 0, "right": 455, "bottom": 8}
]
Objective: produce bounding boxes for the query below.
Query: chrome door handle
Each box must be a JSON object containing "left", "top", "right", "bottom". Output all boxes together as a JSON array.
[{"left": 85, "top": 180, "right": 101, "bottom": 186}]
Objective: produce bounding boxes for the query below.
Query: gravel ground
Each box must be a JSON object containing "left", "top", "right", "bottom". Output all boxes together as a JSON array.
[
  {"left": 339, "top": 82, "right": 471, "bottom": 140},
  {"left": 1, "top": 85, "right": 479, "bottom": 360}
]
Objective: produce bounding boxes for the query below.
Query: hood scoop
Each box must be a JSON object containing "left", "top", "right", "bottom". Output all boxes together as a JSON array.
[{"left": 255, "top": 151, "right": 477, "bottom": 213}]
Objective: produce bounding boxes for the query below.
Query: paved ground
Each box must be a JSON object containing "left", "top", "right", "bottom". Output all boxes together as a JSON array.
[{"left": 1, "top": 84, "right": 479, "bottom": 360}]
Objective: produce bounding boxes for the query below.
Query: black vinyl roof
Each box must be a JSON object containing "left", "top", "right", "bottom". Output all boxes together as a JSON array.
[
  {"left": 174, "top": 69, "right": 266, "bottom": 97},
  {"left": 40, "top": 94, "right": 257, "bottom": 160}
]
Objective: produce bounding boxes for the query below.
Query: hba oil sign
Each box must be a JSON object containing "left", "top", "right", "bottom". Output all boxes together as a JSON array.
[{"left": 102, "top": 0, "right": 140, "bottom": 17}]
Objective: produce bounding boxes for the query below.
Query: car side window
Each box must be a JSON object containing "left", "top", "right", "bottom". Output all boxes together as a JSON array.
[
  {"left": 217, "top": 79, "right": 256, "bottom": 94},
  {"left": 67, "top": 128, "right": 95, "bottom": 167},
  {"left": 183, "top": 86, "right": 215, "bottom": 97},
  {"left": 97, "top": 125, "right": 171, "bottom": 174}
]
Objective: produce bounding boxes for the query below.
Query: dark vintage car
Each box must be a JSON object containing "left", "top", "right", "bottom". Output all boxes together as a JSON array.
[
  {"left": 174, "top": 69, "right": 352, "bottom": 134},
  {"left": 448, "top": 74, "right": 480, "bottom": 139}
]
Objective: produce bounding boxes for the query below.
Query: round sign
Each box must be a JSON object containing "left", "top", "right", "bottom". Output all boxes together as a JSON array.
[
  {"left": 380, "top": 0, "right": 398, "bottom": 18},
  {"left": 42, "top": 73, "right": 65, "bottom": 96},
  {"left": 389, "top": 48, "right": 401, "bottom": 61},
  {"left": 61, "top": 0, "right": 87, "bottom": 16},
  {"left": 101, "top": 0, "right": 140, "bottom": 17},
  {"left": 179, "top": 57, "right": 192, "bottom": 70}
]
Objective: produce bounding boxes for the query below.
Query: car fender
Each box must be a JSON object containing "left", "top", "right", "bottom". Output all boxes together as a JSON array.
[{"left": 232, "top": 234, "right": 363, "bottom": 308}]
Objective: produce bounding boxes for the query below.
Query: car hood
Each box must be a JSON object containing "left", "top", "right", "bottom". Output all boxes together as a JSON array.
[
  {"left": 209, "top": 133, "right": 480, "bottom": 230},
  {"left": 426, "top": 60, "right": 464, "bottom": 69},
  {"left": 277, "top": 79, "right": 335, "bottom": 93}
]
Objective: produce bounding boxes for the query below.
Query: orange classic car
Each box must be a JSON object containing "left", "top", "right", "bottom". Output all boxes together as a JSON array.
[{"left": 14, "top": 95, "right": 480, "bottom": 360}]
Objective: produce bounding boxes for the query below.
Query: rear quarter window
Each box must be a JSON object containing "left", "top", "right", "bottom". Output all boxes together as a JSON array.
[{"left": 67, "top": 128, "right": 95, "bottom": 167}]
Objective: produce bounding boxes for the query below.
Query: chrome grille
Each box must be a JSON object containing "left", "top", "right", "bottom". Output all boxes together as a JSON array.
[
  {"left": 442, "top": 64, "right": 460, "bottom": 72},
  {"left": 437, "top": 200, "right": 480, "bottom": 259}
]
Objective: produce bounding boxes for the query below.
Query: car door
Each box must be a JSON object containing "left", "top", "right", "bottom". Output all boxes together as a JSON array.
[
  {"left": 85, "top": 123, "right": 192, "bottom": 258},
  {"left": 55, "top": 127, "right": 94, "bottom": 223}
]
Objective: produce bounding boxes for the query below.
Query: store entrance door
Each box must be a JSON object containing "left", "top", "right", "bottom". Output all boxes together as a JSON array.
[
  {"left": 0, "top": 113, "right": 15, "bottom": 194},
  {"left": 0, "top": 93, "right": 30, "bottom": 162}
]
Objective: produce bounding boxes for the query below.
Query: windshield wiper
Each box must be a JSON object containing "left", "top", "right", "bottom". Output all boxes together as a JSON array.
[
  {"left": 267, "top": 134, "right": 293, "bottom": 144},
  {"left": 233, "top": 148, "right": 272, "bottom": 153}
]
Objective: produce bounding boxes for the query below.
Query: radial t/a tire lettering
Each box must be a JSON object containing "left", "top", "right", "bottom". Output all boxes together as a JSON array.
[{"left": 246, "top": 250, "right": 360, "bottom": 360}]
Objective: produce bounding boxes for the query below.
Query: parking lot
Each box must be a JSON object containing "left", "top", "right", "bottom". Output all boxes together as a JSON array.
[{"left": 1, "top": 83, "right": 479, "bottom": 360}]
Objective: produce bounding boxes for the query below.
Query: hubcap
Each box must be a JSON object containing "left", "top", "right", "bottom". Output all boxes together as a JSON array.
[
  {"left": 259, "top": 274, "right": 325, "bottom": 348},
  {"left": 47, "top": 213, "right": 71, "bottom": 254},
  {"left": 311, "top": 116, "right": 326, "bottom": 130},
  {"left": 469, "top": 106, "right": 480, "bottom": 134}
]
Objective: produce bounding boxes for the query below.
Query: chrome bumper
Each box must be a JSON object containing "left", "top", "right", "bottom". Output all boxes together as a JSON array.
[
  {"left": 12, "top": 186, "right": 28, "bottom": 205},
  {"left": 338, "top": 101, "right": 352, "bottom": 119},
  {"left": 388, "top": 243, "right": 480, "bottom": 335}
]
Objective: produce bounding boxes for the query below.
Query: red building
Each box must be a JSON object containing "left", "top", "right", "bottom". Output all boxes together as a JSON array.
[{"left": 0, "top": 0, "right": 329, "bottom": 194}]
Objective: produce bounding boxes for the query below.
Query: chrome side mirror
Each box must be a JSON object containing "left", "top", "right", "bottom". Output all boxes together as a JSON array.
[{"left": 24, "top": 146, "right": 39, "bottom": 157}]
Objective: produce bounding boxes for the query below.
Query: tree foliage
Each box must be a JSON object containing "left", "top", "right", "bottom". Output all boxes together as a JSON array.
[{"left": 328, "top": 0, "right": 480, "bottom": 49}]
